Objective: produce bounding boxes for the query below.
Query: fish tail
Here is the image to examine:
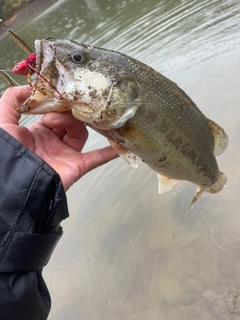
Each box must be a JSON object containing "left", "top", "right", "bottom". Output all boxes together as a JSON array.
[
  {"left": 190, "top": 172, "right": 227, "bottom": 208},
  {"left": 206, "top": 172, "right": 227, "bottom": 194}
]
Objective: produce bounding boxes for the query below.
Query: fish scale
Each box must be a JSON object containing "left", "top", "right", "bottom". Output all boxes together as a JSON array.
[{"left": 119, "top": 58, "right": 216, "bottom": 181}]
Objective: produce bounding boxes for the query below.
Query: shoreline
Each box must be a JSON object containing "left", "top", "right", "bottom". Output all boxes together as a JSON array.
[{"left": 0, "top": 0, "right": 50, "bottom": 40}]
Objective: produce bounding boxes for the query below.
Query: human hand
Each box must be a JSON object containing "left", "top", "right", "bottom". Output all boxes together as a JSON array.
[{"left": 0, "top": 86, "right": 118, "bottom": 191}]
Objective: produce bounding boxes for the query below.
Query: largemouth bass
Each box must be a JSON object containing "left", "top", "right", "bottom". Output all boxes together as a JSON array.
[{"left": 19, "top": 39, "right": 228, "bottom": 206}]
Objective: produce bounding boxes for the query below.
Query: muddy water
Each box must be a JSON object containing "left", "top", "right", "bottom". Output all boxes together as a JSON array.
[{"left": 0, "top": 0, "right": 240, "bottom": 319}]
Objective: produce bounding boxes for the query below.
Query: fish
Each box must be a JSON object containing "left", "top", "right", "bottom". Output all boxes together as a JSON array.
[{"left": 18, "top": 39, "right": 229, "bottom": 206}]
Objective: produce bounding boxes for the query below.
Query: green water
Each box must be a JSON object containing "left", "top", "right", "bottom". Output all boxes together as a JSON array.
[{"left": 0, "top": 0, "right": 240, "bottom": 319}]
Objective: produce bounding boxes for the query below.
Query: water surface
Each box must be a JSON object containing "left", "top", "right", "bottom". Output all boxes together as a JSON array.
[{"left": 0, "top": 0, "right": 240, "bottom": 319}]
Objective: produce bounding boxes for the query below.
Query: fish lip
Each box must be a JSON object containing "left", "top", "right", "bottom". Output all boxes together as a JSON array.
[
  {"left": 35, "top": 39, "right": 41, "bottom": 72},
  {"left": 35, "top": 39, "right": 55, "bottom": 73}
]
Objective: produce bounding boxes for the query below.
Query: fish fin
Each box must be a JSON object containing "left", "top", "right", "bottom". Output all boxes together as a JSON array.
[
  {"left": 206, "top": 171, "right": 227, "bottom": 194},
  {"left": 206, "top": 117, "right": 229, "bottom": 157},
  {"left": 108, "top": 139, "right": 138, "bottom": 168},
  {"left": 157, "top": 174, "right": 179, "bottom": 194},
  {"left": 190, "top": 187, "right": 204, "bottom": 209},
  {"left": 190, "top": 172, "right": 227, "bottom": 208}
]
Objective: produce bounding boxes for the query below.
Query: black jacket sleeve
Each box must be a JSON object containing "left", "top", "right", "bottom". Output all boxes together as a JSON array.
[{"left": 0, "top": 128, "right": 69, "bottom": 320}]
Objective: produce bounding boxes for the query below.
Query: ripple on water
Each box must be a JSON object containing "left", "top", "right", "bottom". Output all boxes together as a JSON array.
[
  {"left": 199, "top": 213, "right": 240, "bottom": 262},
  {"left": 48, "top": 245, "right": 96, "bottom": 300}
]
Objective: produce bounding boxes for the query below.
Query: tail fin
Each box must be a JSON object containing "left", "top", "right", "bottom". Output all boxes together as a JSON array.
[
  {"left": 206, "top": 172, "right": 227, "bottom": 194},
  {"left": 190, "top": 172, "right": 227, "bottom": 208}
]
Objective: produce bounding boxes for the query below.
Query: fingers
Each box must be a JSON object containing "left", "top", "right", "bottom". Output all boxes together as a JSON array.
[
  {"left": 42, "top": 111, "right": 89, "bottom": 152},
  {"left": 0, "top": 86, "right": 32, "bottom": 124},
  {"left": 81, "top": 146, "right": 119, "bottom": 177},
  {"left": 42, "top": 112, "right": 119, "bottom": 175}
]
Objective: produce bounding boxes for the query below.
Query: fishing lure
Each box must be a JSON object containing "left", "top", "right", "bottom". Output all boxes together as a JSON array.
[
  {"left": 0, "top": 20, "right": 66, "bottom": 100},
  {"left": 0, "top": 68, "right": 15, "bottom": 87},
  {"left": 12, "top": 52, "right": 36, "bottom": 83},
  {"left": 0, "top": 19, "right": 36, "bottom": 84},
  {"left": 0, "top": 19, "right": 33, "bottom": 54}
]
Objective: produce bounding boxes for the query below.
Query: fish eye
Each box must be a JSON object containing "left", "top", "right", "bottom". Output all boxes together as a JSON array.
[
  {"left": 45, "top": 36, "right": 57, "bottom": 41},
  {"left": 71, "top": 49, "right": 85, "bottom": 63}
]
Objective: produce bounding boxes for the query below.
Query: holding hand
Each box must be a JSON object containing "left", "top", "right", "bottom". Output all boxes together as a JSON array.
[{"left": 0, "top": 86, "right": 118, "bottom": 191}]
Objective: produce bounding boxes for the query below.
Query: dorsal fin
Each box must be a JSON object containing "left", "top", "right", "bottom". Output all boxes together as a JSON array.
[
  {"left": 157, "top": 173, "right": 179, "bottom": 194},
  {"left": 206, "top": 117, "right": 229, "bottom": 157}
]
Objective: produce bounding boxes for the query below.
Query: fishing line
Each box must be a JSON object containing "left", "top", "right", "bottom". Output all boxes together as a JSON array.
[
  {"left": 51, "top": 0, "right": 70, "bottom": 23},
  {"left": 51, "top": 0, "right": 81, "bottom": 39},
  {"left": 0, "top": 69, "right": 13, "bottom": 72}
]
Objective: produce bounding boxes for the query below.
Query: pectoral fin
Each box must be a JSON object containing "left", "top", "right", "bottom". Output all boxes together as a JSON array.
[
  {"left": 206, "top": 118, "right": 229, "bottom": 157},
  {"left": 157, "top": 174, "right": 179, "bottom": 194},
  {"left": 108, "top": 139, "right": 138, "bottom": 168}
]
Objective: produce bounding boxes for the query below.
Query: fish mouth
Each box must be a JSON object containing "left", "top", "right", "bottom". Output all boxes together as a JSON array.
[
  {"left": 35, "top": 39, "right": 54, "bottom": 74},
  {"left": 33, "top": 39, "right": 69, "bottom": 101},
  {"left": 19, "top": 39, "right": 71, "bottom": 114}
]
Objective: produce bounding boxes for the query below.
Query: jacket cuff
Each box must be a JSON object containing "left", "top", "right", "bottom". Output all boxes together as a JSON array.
[{"left": 0, "top": 128, "right": 69, "bottom": 272}]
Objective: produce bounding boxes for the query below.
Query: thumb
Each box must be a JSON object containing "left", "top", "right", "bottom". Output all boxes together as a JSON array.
[
  {"left": 80, "top": 146, "right": 119, "bottom": 177},
  {"left": 0, "top": 86, "right": 32, "bottom": 125}
]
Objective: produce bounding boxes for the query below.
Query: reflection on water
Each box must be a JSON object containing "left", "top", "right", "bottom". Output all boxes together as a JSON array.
[{"left": 0, "top": 0, "right": 240, "bottom": 319}]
